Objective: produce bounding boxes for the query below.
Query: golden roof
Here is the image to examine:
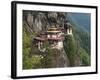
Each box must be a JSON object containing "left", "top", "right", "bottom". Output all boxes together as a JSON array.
[
  {"left": 46, "top": 30, "right": 61, "bottom": 33},
  {"left": 46, "top": 27, "right": 61, "bottom": 33}
]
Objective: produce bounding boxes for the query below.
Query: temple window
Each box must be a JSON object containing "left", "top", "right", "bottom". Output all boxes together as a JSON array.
[
  {"left": 47, "top": 35, "right": 50, "bottom": 38},
  {"left": 52, "top": 35, "right": 57, "bottom": 38},
  {"left": 49, "top": 41, "right": 54, "bottom": 45}
]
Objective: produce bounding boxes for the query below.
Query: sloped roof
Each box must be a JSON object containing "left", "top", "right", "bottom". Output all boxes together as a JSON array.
[{"left": 34, "top": 37, "right": 46, "bottom": 41}]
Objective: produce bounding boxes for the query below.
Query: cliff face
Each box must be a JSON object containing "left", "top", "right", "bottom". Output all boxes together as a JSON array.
[
  {"left": 23, "top": 11, "right": 66, "bottom": 34},
  {"left": 23, "top": 11, "right": 70, "bottom": 68},
  {"left": 49, "top": 49, "right": 69, "bottom": 67}
]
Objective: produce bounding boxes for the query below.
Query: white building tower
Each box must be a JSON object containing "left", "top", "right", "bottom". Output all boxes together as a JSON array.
[{"left": 64, "top": 21, "right": 73, "bottom": 35}]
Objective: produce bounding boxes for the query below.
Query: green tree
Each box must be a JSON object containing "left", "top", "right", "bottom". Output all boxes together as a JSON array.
[
  {"left": 63, "top": 35, "right": 77, "bottom": 66},
  {"left": 79, "top": 48, "right": 90, "bottom": 66}
]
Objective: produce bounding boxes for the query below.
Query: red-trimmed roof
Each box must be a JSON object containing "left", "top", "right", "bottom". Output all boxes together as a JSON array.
[
  {"left": 34, "top": 37, "right": 46, "bottom": 41},
  {"left": 47, "top": 37, "right": 64, "bottom": 41}
]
